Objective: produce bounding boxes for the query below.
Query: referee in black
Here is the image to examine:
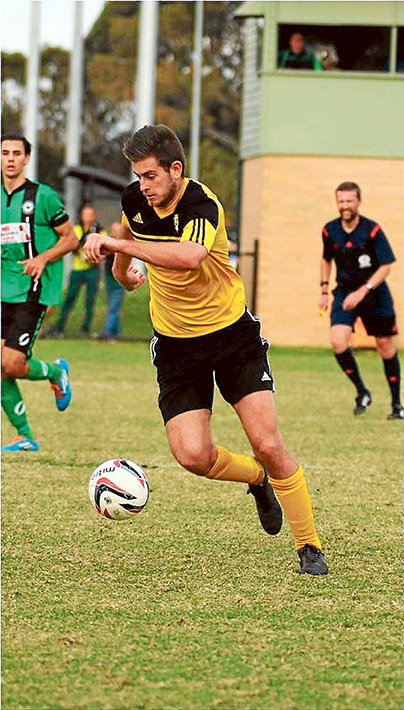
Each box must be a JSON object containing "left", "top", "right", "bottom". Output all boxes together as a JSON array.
[{"left": 319, "top": 181, "right": 403, "bottom": 419}]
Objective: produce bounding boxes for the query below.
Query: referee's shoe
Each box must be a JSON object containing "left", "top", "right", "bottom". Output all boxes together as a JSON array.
[
  {"left": 353, "top": 390, "right": 372, "bottom": 415},
  {"left": 388, "top": 403, "right": 404, "bottom": 420},
  {"left": 248, "top": 471, "right": 282, "bottom": 535}
]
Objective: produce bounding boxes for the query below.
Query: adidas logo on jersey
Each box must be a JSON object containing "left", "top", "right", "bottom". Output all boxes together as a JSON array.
[
  {"left": 133, "top": 212, "right": 143, "bottom": 224},
  {"left": 261, "top": 372, "right": 271, "bottom": 382}
]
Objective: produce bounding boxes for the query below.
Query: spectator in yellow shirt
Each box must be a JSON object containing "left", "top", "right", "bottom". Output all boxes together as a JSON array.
[{"left": 44, "top": 204, "right": 106, "bottom": 337}]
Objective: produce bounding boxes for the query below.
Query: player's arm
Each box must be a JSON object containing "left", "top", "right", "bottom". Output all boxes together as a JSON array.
[
  {"left": 318, "top": 258, "right": 332, "bottom": 312},
  {"left": 342, "top": 263, "right": 392, "bottom": 311},
  {"left": 84, "top": 226, "right": 208, "bottom": 270},
  {"left": 19, "top": 220, "right": 77, "bottom": 280},
  {"left": 319, "top": 225, "right": 334, "bottom": 313},
  {"left": 109, "top": 224, "right": 145, "bottom": 292}
]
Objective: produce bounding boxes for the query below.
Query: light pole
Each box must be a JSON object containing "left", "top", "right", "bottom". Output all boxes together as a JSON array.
[
  {"left": 190, "top": 0, "right": 203, "bottom": 179},
  {"left": 24, "top": 1, "right": 41, "bottom": 180},
  {"left": 134, "top": 0, "right": 159, "bottom": 132},
  {"left": 65, "top": 0, "right": 84, "bottom": 225}
]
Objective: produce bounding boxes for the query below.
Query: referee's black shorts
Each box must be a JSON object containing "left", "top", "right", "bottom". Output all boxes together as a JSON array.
[
  {"left": 331, "top": 283, "right": 398, "bottom": 337},
  {"left": 150, "top": 309, "right": 275, "bottom": 424}
]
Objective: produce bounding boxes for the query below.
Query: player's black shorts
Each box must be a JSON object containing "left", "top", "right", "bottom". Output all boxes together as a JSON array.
[
  {"left": 330, "top": 284, "right": 398, "bottom": 337},
  {"left": 1, "top": 301, "right": 47, "bottom": 357},
  {"left": 150, "top": 309, "right": 275, "bottom": 424}
]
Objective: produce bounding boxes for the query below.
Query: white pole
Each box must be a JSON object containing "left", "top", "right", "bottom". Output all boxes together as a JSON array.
[
  {"left": 190, "top": 0, "right": 203, "bottom": 179},
  {"left": 134, "top": 0, "right": 159, "bottom": 131},
  {"left": 24, "top": 1, "right": 41, "bottom": 180},
  {"left": 130, "top": 0, "right": 159, "bottom": 273},
  {"left": 65, "top": 0, "right": 84, "bottom": 225}
]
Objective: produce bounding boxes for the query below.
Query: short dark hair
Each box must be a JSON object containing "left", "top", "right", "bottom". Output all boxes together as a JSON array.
[
  {"left": 122, "top": 124, "right": 185, "bottom": 175},
  {"left": 1, "top": 132, "right": 32, "bottom": 155},
  {"left": 80, "top": 203, "right": 96, "bottom": 213},
  {"left": 335, "top": 182, "right": 361, "bottom": 200}
]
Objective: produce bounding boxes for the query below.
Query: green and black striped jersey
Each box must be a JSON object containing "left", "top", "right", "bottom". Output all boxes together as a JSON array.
[
  {"left": 121, "top": 177, "right": 246, "bottom": 337},
  {"left": 1, "top": 180, "right": 69, "bottom": 305}
]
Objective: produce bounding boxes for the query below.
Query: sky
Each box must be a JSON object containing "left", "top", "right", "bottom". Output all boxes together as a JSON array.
[{"left": 1, "top": 0, "right": 105, "bottom": 54}]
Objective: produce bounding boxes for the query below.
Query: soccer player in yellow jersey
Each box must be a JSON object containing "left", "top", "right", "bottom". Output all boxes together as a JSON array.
[{"left": 84, "top": 125, "right": 328, "bottom": 575}]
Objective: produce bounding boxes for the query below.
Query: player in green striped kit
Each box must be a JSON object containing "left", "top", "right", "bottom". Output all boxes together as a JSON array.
[{"left": 1, "top": 132, "right": 77, "bottom": 451}]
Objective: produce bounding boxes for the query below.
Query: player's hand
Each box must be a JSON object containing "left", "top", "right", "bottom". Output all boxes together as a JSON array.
[
  {"left": 84, "top": 233, "right": 115, "bottom": 264},
  {"left": 18, "top": 253, "right": 47, "bottom": 281},
  {"left": 342, "top": 287, "right": 366, "bottom": 311},
  {"left": 117, "top": 266, "right": 146, "bottom": 292}
]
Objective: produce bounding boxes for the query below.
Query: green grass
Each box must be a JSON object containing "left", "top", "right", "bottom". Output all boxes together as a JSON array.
[
  {"left": 42, "top": 277, "right": 153, "bottom": 340},
  {"left": 1, "top": 341, "right": 403, "bottom": 710}
]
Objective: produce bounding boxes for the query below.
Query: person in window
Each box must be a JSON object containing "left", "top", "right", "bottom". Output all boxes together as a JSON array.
[{"left": 279, "top": 32, "right": 323, "bottom": 71}]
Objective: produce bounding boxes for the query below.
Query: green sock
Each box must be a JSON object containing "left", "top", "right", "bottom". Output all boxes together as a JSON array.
[
  {"left": 1, "top": 378, "right": 34, "bottom": 439},
  {"left": 26, "top": 358, "right": 61, "bottom": 382}
]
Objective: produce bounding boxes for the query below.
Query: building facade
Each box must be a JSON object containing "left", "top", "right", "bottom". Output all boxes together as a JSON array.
[{"left": 236, "top": 1, "right": 404, "bottom": 347}]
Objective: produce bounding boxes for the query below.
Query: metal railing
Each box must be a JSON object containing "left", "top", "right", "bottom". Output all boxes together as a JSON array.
[{"left": 236, "top": 238, "right": 259, "bottom": 314}]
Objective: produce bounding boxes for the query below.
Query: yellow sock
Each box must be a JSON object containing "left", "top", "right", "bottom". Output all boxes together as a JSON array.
[
  {"left": 205, "top": 446, "right": 264, "bottom": 485},
  {"left": 269, "top": 465, "right": 322, "bottom": 551}
]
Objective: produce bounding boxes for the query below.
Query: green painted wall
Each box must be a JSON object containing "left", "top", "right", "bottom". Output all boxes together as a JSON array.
[
  {"left": 273, "top": 1, "right": 403, "bottom": 26},
  {"left": 237, "top": 1, "right": 404, "bottom": 158},
  {"left": 237, "top": 1, "right": 404, "bottom": 26},
  {"left": 260, "top": 73, "right": 404, "bottom": 157}
]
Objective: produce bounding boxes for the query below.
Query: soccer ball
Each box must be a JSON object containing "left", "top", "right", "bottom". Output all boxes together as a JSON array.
[{"left": 88, "top": 458, "right": 149, "bottom": 520}]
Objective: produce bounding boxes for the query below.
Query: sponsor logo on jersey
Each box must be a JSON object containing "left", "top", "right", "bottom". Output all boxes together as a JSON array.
[
  {"left": 173, "top": 214, "right": 179, "bottom": 232},
  {"left": 22, "top": 200, "right": 35, "bottom": 216},
  {"left": 133, "top": 212, "right": 143, "bottom": 224},
  {"left": 1, "top": 222, "right": 31, "bottom": 244}
]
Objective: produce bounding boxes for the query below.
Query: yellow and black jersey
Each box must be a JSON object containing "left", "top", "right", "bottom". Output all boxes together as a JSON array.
[{"left": 121, "top": 178, "right": 246, "bottom": 337}]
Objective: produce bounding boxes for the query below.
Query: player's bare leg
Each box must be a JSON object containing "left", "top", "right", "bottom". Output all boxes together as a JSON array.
[
  {"left": 233, "top": 390, "right": 327, "bottom": 575},
  {"left": 165, "top": 408, "right": 282, "bottom": 535}
]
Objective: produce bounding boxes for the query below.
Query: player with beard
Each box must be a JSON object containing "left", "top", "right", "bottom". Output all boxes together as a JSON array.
[
  {"left": 83, "top": 124, "right": 328, "bottom": 575},
  {"left": 319, "top": 182, "right": 403, "bottom": 419}
]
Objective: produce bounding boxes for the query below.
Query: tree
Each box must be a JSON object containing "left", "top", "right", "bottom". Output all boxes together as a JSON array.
[
  {"left": 1, "top": 51, "right": 25, "bottom": 132},
  {"left": 84, "top": 1, "right": 242, "bottom": 223},
  {"left": 1, "top": 1, "right": 243, "bottom": 223},
  {"left": 1, "top": 46, "right": 69, "bottom": 192}
]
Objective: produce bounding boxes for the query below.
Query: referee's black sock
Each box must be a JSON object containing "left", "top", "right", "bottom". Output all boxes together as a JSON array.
[
  {"left": 382, "top": 354, "right": 401, "bottom": 405},
  {"left": 334, "top": 349, "right": 367, "bottom": 394}
]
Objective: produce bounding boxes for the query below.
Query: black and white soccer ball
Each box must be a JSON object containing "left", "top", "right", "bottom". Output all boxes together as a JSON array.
[{"left": 88, "top": 458, "right": 149, "bottom": 520}]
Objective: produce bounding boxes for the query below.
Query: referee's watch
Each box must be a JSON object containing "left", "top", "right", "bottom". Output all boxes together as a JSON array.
[{"left": 364, "top": 281, "right": 373, "bottom": 291}]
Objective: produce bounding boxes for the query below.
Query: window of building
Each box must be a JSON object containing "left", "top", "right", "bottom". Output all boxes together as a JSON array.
[
  {"left": 397, "top": 27, "right": 404, "bottom": 72},
  {"left": 278, "top": 24, "right": 394, "bottom": 72},
  {"left": 256, "top": 17, "right": 264, "bottom": 73}
]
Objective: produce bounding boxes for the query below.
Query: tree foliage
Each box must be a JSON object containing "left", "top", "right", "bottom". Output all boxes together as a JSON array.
[{"left": 1, "top": 1, "right": 242, "bottom": 223}]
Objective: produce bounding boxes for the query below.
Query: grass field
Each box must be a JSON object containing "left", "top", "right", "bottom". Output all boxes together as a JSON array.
[
  {"left": 1, "top": 330, "right": 403, "bottom": 709},
  {"left": 41, "top": 277, "right": 153, "bottom": 342}
]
